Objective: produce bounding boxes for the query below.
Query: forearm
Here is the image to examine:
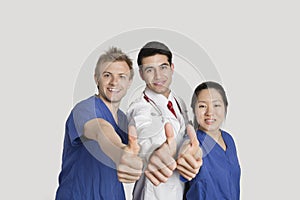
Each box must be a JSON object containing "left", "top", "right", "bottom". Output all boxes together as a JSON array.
[{"left": 84, "top": 118, "right": 126, "bottom": 164}]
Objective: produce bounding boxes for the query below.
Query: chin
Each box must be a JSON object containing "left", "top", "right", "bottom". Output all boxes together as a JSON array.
[
  {"left": 154, "top": 88, "right": 168, "bottom": 94},
  {"left": 110, "top": 98, "right": 122, "bottom": 103}
]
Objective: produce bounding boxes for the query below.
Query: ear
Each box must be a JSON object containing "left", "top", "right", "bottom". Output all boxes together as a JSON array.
[
  {"left": 139, "top": 68, "right": 145, "bottom": 81},
  {"left": 171, "top": 63, "right": 175, "bottom": 74},
  {"left": 94, "top": 74, "right": 98, "bottom": 85}
]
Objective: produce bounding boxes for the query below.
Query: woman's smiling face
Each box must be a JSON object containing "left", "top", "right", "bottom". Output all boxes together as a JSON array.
[{"left": 195, "top": 88, "right": 226, "bottom": 135}]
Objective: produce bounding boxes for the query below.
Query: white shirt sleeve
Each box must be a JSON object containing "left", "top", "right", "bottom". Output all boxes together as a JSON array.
[{"left": 127, "top": 97, "right": 167, "bottom": 161}]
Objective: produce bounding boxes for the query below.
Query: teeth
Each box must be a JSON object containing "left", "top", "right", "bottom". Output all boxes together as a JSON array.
[{"left": 108, "top": 88, "right": 119, "bottom": 92}]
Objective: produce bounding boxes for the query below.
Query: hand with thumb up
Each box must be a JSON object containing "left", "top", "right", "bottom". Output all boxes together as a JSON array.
[
  {"left": 176, "top": 124, "right": 203, "bottom": 181},
  {"left": 117, "top": 125, "right": 143, "bottom": 183},
  {"left": 144, "top": 122, "right": 177, "bottom": 186}
]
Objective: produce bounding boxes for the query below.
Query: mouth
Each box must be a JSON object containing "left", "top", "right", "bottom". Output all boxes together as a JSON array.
[
  {"left": 205, "top": 118, "right": 216, "bottom": 125},
  {"left": 152, "top": 81, "right": 166, "bottom": 86},
  {"left": 107, "top": 88, "right": 121, "bottom": 93}
]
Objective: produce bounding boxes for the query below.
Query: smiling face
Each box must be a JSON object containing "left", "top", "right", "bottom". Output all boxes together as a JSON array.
[
  {"left": 139, "top": 54, "right": 174, "bottom": 98},
  {"left": 95, "top": 61, "right": 132, "bottom": 105},
  {"left": 195, "top": 88, "right": 226, "bottom": 135}
]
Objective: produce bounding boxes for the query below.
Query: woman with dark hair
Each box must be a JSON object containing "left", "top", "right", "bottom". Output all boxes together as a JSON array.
[{"left": 186, "top": 81, "right": 241, "bottom": 200}]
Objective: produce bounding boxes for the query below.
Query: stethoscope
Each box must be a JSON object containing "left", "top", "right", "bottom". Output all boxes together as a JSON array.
[{"left": 143, "top": 91, "right": 183, "bottom": 120}]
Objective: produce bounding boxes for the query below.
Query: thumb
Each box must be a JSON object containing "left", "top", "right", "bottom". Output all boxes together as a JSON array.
[
  {"left": 164, "top": 122, "right": 175, "bottom": 144},
  {"left": 164, "top": 122, "right": 176, "bottom": 154},
  {"left": 128, "top": 125, "right": 140, "bottom": 154},
  {"left": 186, "top": 124, "right": 202, "bottom": 159},
  {"left": 186, "top": 124, "right": 199, "bottom": 147}
]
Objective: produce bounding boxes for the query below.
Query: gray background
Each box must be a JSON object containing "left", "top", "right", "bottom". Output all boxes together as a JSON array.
[{"left": 1, "top": 0, "right": 299, "bottom": 199}]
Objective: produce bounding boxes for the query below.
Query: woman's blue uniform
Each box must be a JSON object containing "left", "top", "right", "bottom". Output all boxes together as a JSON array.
[
  {"left": 56, "top": 96, "right": 128, "bottom": 200},
  {"left": 186, "top": 129, "right": 241, "bottom": 200}
]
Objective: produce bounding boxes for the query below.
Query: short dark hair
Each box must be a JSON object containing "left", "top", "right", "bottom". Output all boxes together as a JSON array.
[
  {"left": 191, "top": 81, "right": 228, "bottom": 129},
  {"left": 137, "top": 41, "right": 172, "bottom": 67}
]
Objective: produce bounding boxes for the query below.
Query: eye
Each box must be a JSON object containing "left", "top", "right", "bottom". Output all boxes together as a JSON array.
[
  {"left": 160, "top": 64, "right": 169, "bottom": 70},
  {"left": 145, "top": 68, "right": 153, "bottom": 73},
  {"left": 214, "top": 104, "right": 222, "bottom": 107},
  {"left": 103, "top": 73, "right": 110, "bottom": 78},
  {"left": 120, "top": 74, "right": 127, "bottom": 79},
  {"left": 198, "top": 104, "right": 206, "bottom": 108}
]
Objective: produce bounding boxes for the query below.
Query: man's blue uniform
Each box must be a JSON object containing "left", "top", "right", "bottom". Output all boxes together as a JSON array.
[{"left": 56, "top": 96, "right": 128, "bottom": 200}]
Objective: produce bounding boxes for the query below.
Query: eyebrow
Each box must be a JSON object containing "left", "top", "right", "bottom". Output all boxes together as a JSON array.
[
  {"left": 103, "top": 71, "right": 128, "bottom": 76},
  {"left": 143, "top": 66, "right": 154, "bottom": 71},
  {"left": 143, "top": 62, "right": 170, "bottom": 69},
  {"left": 160, "top": 62, "right": 170, "bottom": 66},
  {"left": 118, "top": 73, "right": 128, "bottom": 76},
  {"left": 197, "top": 99, "right": 222, "bottom": 103}
]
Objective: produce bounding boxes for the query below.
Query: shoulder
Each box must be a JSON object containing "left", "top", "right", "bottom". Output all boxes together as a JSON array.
[
  {"left": 174, "top": 95, "right": 187, "bottom": 107},
  {"left": 70, "top": 96, "right": 99, "bottom": 125},
  {"left": 221, "top": 130, "right": 234, "bottom": 140},
  {"left": 127, "top": 96, "right": 153, "bottom": 125},
  {"left": 172, "top": 94, "right": 190, "bottom": 123},
  {"left": 127, "top": 96, "right": 150, "bottom": 114},
  {"left": 129, "top": 96, "right": 148, "bottom": 106},
  {"left": 73, "top": 96, "right": 96, "bottom": 112},
  {"left": 196, "top": 129, "right": 206, "bottom": 144},
  {"left": 221, "top": 130, "right": 238, "bottom": 147},
  {"left": 175, "top": 96, "right": 188, "bottom": 113}
]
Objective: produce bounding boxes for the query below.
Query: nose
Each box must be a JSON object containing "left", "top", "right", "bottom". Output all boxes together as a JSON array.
[
  {"left": 205, "top": 105, "right": 213, "bottom": 116},
  {"left": 154, "top": 68, "right": 162, "bottom": 79},
  {"left": 109, "top": 75, "right": 119, "bottom": 85}
]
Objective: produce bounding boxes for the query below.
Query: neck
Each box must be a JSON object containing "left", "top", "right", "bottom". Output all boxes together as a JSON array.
[
  {"left": 201, "top": 128, "right": 222, "bottom": 142},
  {"left": 163, "top": 89, "right": 171, "bottom": 98},
  {"left": 96, "top": 94, "right": 120, "bottom": 117},
  {"left": 145, "top": 86, "right": 171, "bottom": 98}
]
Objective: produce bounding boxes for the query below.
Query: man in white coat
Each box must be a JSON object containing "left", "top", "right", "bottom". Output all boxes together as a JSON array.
[{"left": 127, "top": 41, "right": 203, "bottom": 200}]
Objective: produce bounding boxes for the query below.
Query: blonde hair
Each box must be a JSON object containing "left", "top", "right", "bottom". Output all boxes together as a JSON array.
[{"left": 94, "top": 47, "right": 134, "bottom": 80}]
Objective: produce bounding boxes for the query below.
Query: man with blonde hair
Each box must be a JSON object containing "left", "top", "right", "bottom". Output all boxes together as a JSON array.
[{"left": 56, "top": 47, "right": 143, "bottom": 200}]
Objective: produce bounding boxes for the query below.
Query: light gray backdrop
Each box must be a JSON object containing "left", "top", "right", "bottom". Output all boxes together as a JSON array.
[{"left": 1, "top": 0, "right": 299, "bottom": 199}]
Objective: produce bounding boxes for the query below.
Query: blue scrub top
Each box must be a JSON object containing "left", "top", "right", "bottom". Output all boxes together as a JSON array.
[
  {"left": 56, "top": 96, "right": 128, "bottom": 200},
  {"left": 186, "top": 129, "right": 241, "bottom": 200}
]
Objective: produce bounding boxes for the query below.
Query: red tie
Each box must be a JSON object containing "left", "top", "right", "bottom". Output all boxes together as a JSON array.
[{"left": 167, "top": 101, "right": 177, "bottom": 118}]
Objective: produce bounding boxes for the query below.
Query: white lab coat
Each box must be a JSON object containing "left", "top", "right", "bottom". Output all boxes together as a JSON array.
[{"left": 127, "top": 88, "right": 189, "bottom": 200}]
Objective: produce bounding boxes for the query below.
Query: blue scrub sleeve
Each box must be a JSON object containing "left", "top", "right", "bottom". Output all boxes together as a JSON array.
[
  {"left": 186, "top": 181, "right": 206, "bottom": 200},
  {"left": 68, "top": 99, "right": 97, "bottom": 146}
]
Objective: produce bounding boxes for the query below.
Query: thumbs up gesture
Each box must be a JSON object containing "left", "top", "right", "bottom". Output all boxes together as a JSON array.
[
  {"left": 117, "top": 125, "right": 143, "bottom": 183},
  {"left": 145, "top": 122, "right": 177, "bottom": 186},
  {"left": 176, "top": 124, "right": 203, "bottom": 180}
]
